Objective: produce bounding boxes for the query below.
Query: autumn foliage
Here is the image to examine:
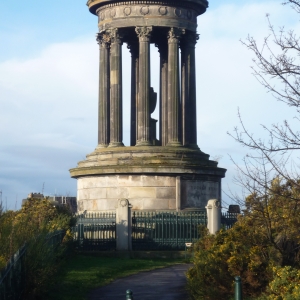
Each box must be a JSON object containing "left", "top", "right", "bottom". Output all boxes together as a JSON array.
[
  {"left": 187, "top": 179, "right": 300, "bottom": 299},
  {"left": 0, "top": 198, "right": 75, "bottom": 299}
]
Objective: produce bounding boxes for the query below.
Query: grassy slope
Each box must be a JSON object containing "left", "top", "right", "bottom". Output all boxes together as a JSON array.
[{"left": 47, "top": 254, "right": 186, "bottom": 300}]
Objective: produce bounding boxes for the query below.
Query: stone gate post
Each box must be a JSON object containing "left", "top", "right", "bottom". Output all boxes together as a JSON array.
[
  {"left": 206, "top": 199, "right": 221, "bottom": 234},
  {"left": 116, "top": 199, "right": 132, "bottom": 251}
]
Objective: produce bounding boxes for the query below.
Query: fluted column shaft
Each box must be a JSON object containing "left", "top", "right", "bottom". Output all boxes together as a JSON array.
[
  {"left": 181, "top": 32, "right": 199, "bottom": 147},
  {"left": 96, "top": 32, "right": 110, "bottom": 148},
  {"left": 167, "top": 28, "right": 183, "bottom": 146},
  {"left": 135, "top": 26, "right": 152, "bottom": 146},
  {"left": 128, "top": 42, "right": 139, "bottom": 146},
  {"left": 109, "top": 28, "right": 124, "bottom": 147}
]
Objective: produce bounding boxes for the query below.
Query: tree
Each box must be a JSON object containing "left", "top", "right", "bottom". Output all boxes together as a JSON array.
[
  {"left": 187, "top": 178, "right": 300, "bottom": 299},
  {"left": 186, "top": 2, "right": 300, "bottom": 299},
  {"left": 0, "top": 198, "right": 75, "bottom": 299},
  {"left": 229, "top": 0, "right": 300, "bottom": 199}
]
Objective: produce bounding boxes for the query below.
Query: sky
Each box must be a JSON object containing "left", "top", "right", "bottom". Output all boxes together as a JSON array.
[{"left": 0, "top": 0, "right": 299, "bottom": 210}]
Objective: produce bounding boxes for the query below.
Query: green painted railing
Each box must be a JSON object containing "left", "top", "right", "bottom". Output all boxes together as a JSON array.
[
  {"left": 73, "top": 212, "right": 116, "bottom": 251},
  {"left": 0, "top": 245, "right": 26, "bottom": 300},
  {"left": 132, "top": 210, "right": 207, "bottom": 250},
  {"left": 0, "top": 230, "right": 65, "bottom": 300},
  {"left": 73, "top": 210, "right": 239, "bottom": 251}
]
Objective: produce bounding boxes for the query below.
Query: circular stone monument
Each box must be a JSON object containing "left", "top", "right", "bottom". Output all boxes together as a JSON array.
[{"left": 70, "top": 0, "right": 226, "bottom": 213}]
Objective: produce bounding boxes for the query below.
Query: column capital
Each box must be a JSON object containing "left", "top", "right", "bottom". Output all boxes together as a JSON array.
[
  {"left": 135, "top": 26, "right": 152, "bottom": 42},
  {"left": 181, "top": 31, "right": 199, "bottom": 48},
  {"left": 96, "top": 32, "right": 111, "bottom": 48},
  {"left": 167, "top": 28, "right": 185, "bottom": 44},
  {"left": 107, "top": 28, "right": 123, "bottom": 44}
]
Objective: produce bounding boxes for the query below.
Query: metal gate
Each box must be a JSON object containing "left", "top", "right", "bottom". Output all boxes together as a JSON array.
[
  {"left": 132, "top": 210, "right": 207, "bottom": 250},
  {"left": 73, "top": 212, "right": 116, "bottom": 251}
]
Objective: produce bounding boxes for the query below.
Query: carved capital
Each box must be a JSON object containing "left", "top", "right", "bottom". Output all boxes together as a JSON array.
[
  {"left": 96, "top": 32, "right": 111, "bottom": 48},
  {"left": 135, "top": 26, "right": 152, "bottom": 42},
  {"left": 183, "top": 31, "right": 199, "bottom": 47},
  {"left": 107, "top": 28, "right": 123, "bottom": 44},
  {"left": 167, "top": 27, "right": 185, "bottom": 44}
]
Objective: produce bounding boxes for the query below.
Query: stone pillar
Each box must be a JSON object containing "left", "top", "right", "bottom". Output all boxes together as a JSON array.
[
  {"left": 128, "top": 42, "right": 139, "bottom": 146},
  {"left": 135, "top": 26, "right": 152, "bottom": 146},
  {"left": 157, "top": 42, "right": 168, "bottom": 146},
  {"left": 108, "top": 28, "right": 124, "bottom": 147},
  {"left": 206, "top": 199, "right": 221, "bottom": 234},
  {"left": 167, "top": 28, "right": 184, "bottom": 147},
  {"left": 181, "top": 32, "right": 199, "bottom": 148},
  {"left": 96, "top": 32, "right": 110, "bottom": 148},
  {"left": 116, "top": 199, "right": 132, "bottom": 251}
]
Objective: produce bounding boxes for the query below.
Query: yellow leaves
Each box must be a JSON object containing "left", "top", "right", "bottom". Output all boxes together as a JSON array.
[
  {"left": 263, "top": 266, "right": 300, "bottom": 299},
  {"left": 0, "top": 198, "right": 74, "bottom": 263},
  {"left": 0, "top": 255, "right": 7, "bottom": 271}
]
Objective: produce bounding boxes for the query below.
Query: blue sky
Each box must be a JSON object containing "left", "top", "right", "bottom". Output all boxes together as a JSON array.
[{"left": 0, "top": 1, "right": 298, "bottom": 209}]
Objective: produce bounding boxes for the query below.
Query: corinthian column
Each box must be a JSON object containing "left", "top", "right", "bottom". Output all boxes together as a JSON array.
[
  {"left": 96, "top": 32, "right": 110, "bottom": 148},
  {"left": 108, "top": 28, "right": 124, "bottom": 147},
  {"left": 167, "top": 28, "right": 184, "bottom": 147},
  {"left": 181, "top": 31, "right": 199, "bottom": 148},
  {"left": 127, "top": 42, "right": 139, "bottom": 146},
  {"left": 135, "top": 26, "right": 152, "bottom": 146}
]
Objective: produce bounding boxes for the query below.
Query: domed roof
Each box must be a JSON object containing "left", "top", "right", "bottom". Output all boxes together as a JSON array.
[{"left": 87, "top": 0, "right": 208, "bottom": 16}]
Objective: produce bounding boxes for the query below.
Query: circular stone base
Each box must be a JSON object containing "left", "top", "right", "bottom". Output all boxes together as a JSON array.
[
  {"left": 76, "top": 173, "right": 221, "bottom": 214},
  {"left": 71, "top": 146, "right": 226, "bottom": 213}
]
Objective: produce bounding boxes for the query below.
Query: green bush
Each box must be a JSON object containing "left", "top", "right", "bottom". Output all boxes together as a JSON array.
[
  {"left": 186, "top": 224, "right": 271, "bottom": 300},
  {"left": 0, "top": 198, "right": 75, "bottom": 299},
  {"left": 257, "top": 266, "right": 300, "bottom": 300}
]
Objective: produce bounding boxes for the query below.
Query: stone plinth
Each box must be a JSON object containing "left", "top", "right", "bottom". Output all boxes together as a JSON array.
[{"left": 70, "top": 146, "right": 226, "bottom": 213}]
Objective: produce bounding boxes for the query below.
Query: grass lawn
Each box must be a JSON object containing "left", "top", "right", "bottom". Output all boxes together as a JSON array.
[{"left": 46, "top": 253, "right": 187, "bottom": 300}]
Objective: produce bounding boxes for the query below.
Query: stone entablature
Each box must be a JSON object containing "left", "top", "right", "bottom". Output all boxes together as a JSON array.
[
  {"left": 97, "top": 4, "right": 198, "bottom": 32},
  {"left": 87, "top": 0, "right": 208, "bottom": 16}
]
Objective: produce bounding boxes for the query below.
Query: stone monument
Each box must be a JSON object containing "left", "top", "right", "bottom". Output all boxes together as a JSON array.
[{"left": 70, "top": 0, "right": 226, "bottom": 213}]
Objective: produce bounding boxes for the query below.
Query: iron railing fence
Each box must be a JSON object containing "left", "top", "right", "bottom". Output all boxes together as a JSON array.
[
  {"left": 132, "top": 210, "right": 207, "bottom": 250},
  {"left": 73, "top": 212, "right": 116, "bottom": 251},
  {"left": 0, "top": 230, "right": 65, "bottom": 300},
  {"left": 221, "top": 212, "right": 240, "bottom": 229},
  {"left": 0, "top": 245, "right": 26, "bottom": 300},
  {"left": 72, "top": 210, "right": 239, "bottom": 251}
]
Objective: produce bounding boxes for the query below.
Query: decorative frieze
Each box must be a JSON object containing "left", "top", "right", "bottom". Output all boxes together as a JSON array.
[{"left": 98, "top": 4, "right": 196, "bottom": 20}]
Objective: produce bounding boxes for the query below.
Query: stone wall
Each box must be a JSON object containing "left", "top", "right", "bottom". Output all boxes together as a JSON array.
[
  {"left": 77, "top": 175, "right": 176, "bottom": 213},
  {"left": 77, "top": 174, "right": 222, "bottom": 213}
]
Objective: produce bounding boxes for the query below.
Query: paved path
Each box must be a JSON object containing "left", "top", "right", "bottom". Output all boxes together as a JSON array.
[{"left": 88, "top": 264, "right": 192, "bottom": 300}]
